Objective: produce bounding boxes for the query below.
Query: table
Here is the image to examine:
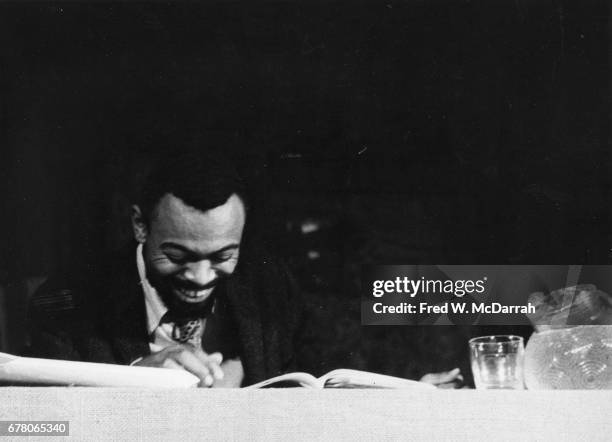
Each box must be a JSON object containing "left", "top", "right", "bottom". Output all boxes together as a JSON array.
[{"left": 1, "top": 388, "right": 610, "bottom": 441}]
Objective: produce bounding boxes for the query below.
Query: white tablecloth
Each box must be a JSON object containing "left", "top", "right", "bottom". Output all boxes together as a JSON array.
[{"left": 1, "top": 388, "right": 610, "bottom": 441}]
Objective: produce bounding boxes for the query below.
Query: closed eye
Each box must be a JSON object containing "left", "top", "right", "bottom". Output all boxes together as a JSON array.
[
  {"left": 211, "top": 253, "right": 236, "bottom": 263},
  {"left": 165, "top": 252, "right": 189, "bottom": 264},
  {"left": 160, "top": 242, "right": 240, "bottom": 265}
]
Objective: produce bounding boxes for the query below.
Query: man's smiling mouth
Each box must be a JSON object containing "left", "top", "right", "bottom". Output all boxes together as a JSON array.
[{"left": 170, "top": 281, "right": 217, "bottom": 303}]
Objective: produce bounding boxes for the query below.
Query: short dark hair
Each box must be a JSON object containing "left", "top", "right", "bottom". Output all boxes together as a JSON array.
[{"left": 139, "top": 148, "right": 246, "bottom": 223}]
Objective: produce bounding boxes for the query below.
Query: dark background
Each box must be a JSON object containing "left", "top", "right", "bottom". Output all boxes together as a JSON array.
[{"left": 1, "top": 1, "right": 610, "bottom": 382}]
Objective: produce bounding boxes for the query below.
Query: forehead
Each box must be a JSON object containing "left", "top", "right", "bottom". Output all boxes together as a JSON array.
[{"left": 149, "top": 193, "right": 246, "bottom": 249}]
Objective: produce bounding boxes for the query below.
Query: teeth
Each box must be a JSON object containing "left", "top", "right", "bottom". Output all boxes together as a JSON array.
[{"left": 176, "top": 287, "right": 206, "bottom": 298}]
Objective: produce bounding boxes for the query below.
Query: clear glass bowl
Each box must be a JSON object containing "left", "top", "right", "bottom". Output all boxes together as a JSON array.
[{"left": 524, "top": 325, "right": 612, "bottom": 389}]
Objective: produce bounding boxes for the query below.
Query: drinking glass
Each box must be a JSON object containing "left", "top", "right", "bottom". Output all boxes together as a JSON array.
[{"left": 469, "top": 335, "right": 525, "bottom": 389}]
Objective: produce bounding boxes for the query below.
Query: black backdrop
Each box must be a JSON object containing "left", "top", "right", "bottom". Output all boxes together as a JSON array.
[{"left": 1, "top": 1, "right": 610, "bottom": 380}]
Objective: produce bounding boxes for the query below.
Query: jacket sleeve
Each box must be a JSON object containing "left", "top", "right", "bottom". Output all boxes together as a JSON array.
[{"left": 26, "top": 275, "right": 88, "bottom": 361}]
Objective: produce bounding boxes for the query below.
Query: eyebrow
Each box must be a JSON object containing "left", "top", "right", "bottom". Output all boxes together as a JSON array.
[{"left": 160, "top": 242, "right": 240, "bottom": 257}]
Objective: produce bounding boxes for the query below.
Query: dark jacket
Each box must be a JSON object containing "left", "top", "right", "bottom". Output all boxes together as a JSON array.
[{"left": 27, "top": 242, "right": 304, "bottom": 386}]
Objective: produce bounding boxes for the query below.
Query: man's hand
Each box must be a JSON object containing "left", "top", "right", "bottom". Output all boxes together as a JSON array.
[
  {"left": 134, "top": 345, "right": 224, "bottom": 387},
  {"left": 420, "top": 368, "right": 464, "bottom": 389}
]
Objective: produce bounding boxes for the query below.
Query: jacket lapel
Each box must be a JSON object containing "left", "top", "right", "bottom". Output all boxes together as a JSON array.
[
  {"left": 225, "top": 275, "right": 266, "bottom": 384},
  {"left": 103, "top": 248, "right": 151, "bottom": 365}
]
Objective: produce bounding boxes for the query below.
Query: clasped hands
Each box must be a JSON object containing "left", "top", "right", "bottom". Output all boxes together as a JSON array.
[{"left": 133, "top": 344, "right": 224, "bottom": 387}]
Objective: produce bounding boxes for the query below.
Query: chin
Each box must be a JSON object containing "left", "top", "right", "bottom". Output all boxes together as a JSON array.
[
  {"left": 153, "top": 278, "right": 219, "bottom": 317},
  {"left": 164, "top": 296, "right": 215, "bottom": 318}
]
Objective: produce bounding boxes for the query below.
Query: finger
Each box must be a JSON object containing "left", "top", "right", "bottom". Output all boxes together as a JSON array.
[
  {"left": 207, "top": 358, "right": 224, "bottom": 381},
  {"left": 161, "top": 358, "right": 182, "bottom": 370},
  {"left": 421, "top": 368, "right": 462, "bottom": 385},
  {"left": 193, "top": 350, "right": 224, "bottom": 380},
  {"left": 192, "top": 347, "right": 220, "bottom": 361},
  {"left": 170, "top": 348, "right": 214, "bottom": 387}
]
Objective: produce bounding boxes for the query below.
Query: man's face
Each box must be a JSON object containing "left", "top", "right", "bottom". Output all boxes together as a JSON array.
[{"left": 136, "top": 193, "right": 246, "bottom": 316}]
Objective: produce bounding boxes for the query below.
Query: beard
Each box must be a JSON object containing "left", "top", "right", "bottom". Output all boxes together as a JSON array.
[{"left": 148, "top": 271, "right": 221, "bottom": 319}]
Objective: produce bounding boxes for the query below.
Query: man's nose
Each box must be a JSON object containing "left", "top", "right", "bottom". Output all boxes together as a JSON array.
[{"left": 183, "top": 260, "right": 215, "bottom": 286}]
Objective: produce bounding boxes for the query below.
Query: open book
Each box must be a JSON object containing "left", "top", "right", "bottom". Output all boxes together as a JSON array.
[
  {"left": 245, "top": 369, "right": 436, "bottom": 389},
  {"left": 0, "top": 352, "right": 199, "bottom": 388}
]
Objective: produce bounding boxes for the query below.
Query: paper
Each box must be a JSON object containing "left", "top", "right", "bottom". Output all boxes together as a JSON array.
[{"left": 0, "top": 352, "right": 199, "bottom": 388}]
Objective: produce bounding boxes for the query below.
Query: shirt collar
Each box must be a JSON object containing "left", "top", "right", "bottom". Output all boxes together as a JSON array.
[{"left": 136, "top": 243, "right": 168, "bottom": 335}]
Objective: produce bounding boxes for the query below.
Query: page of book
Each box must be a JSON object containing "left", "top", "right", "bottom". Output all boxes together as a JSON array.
[
  {"left": 320, "top": 369, "right": 436, "bottom": 389},
  {"left": 245, "top": 372, "right": 321, "bottom": 389}
]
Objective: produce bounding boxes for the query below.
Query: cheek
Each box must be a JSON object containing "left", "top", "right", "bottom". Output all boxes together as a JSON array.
[
  {"left": 216, "top": 259, "right": 239, "bottom": 276},
  {"left": 148, "top": 255, "right": 182, "bottom": 277}
]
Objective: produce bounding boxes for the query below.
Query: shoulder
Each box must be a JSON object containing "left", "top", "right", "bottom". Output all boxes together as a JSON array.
[
  {"left": 229, "top": 237, "right": 303, "bottom": 322},
  {"left": 238, "top": 238, "right": 299, "bottom": 298},
  {"left": 29, "top": 245, "right": 138, "bottom": 323}
]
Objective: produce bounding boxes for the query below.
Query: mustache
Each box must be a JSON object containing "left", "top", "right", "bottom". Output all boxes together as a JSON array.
[{"left": 171, "top": 278, "right": 220, "bottom": 292}]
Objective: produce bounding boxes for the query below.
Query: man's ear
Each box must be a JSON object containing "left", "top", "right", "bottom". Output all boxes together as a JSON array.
[{"left": 131, "top": 205, "right": 148, "bottom": 244}]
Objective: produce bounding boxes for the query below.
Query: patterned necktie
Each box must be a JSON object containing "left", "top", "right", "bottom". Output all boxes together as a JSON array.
[
  {"left": 161, "top": 299, "right": 214, "bottom": 348},
  {"left": 162, "top": 315, "right": 204, "bottom": 348}
]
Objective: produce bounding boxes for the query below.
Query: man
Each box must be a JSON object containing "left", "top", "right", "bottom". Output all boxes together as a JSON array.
[
  {"left": 28, "top": 149, "right": 303, "bottom": 387},
  {"left": 28, "top": 147, "right": 462, "bottom": 388}
]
